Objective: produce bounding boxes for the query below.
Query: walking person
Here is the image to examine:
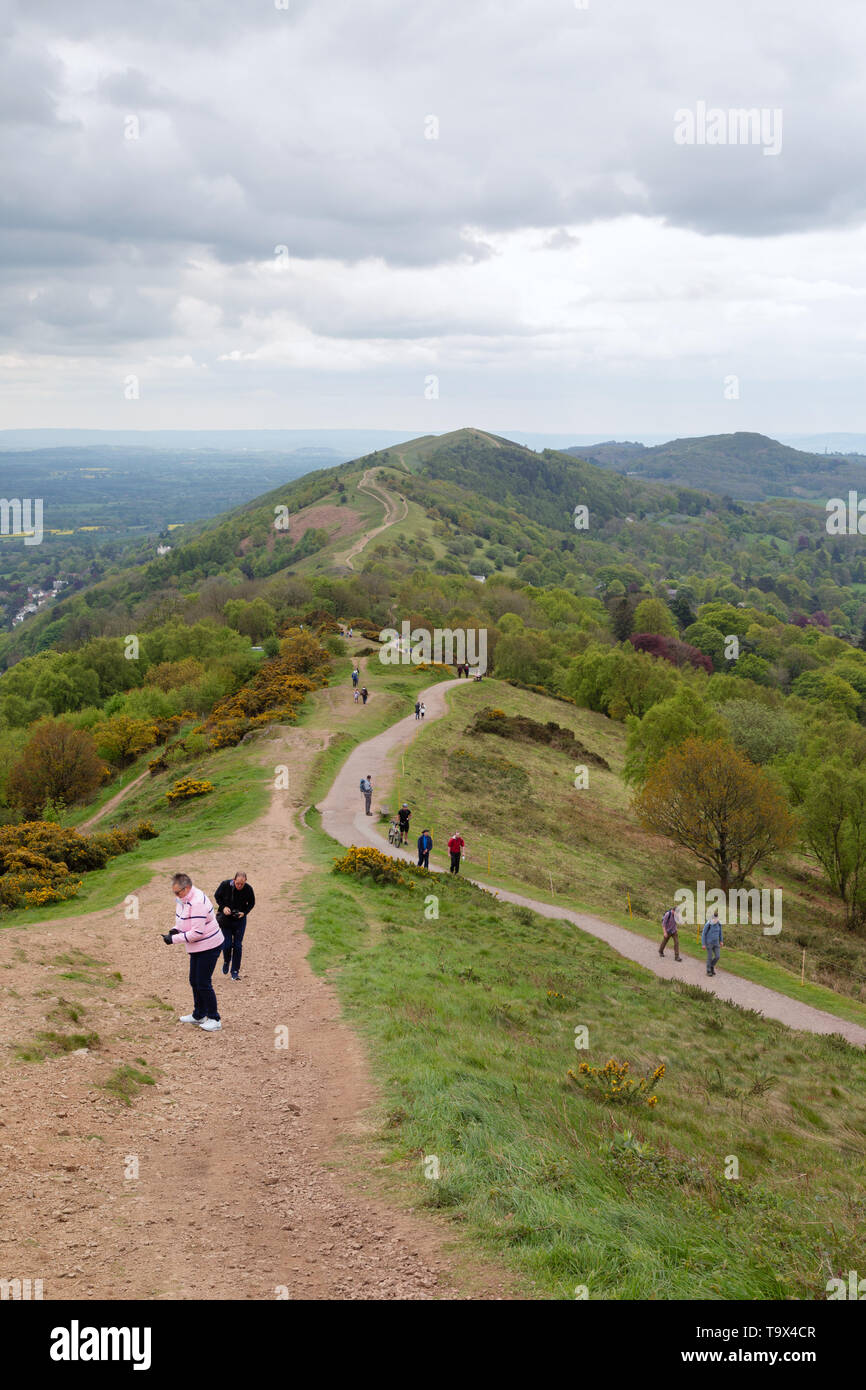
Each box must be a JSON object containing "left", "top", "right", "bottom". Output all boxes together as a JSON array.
[
  {"left": 398, "top": 802, "right": 411, "bottom": 846},
  {"left": 447, "top": 831, "right": 465, "bottom": 874},
  {"left": 658, "top": 903, "right": 683, "bottom": 962},
  {"left": 361, "top": 686, "right": 369, "bottom": 705},
  {"left": 417, "top": 828, "right": 432, "bottom": 869},
  {"left": 161, "top": 873, "right": 225, "bottom": 1031},
  {"left": 360, "top": 774, "right": 373, "bottom": 816},
  {"left": 701, "top": 909, "right": 723, "bottom": 977},
  {"left": 352, "top": 666, "right": 359, "bottom": 688},
  {"left": 419, "top": 701, "right": 426, "bottom": 719},
  {"left": 353, "top": 688, "right": 360, "bottom": 704},
  {"left": 215, "top": 871, "right": 255, "bottom": 981},
  {"left": 414, "top": 700, "right": 421, "bottom": 720}
]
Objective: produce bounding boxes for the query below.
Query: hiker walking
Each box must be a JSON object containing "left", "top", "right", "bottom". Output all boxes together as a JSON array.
[
  {"left": 351, "top": 666, "right": 359, "bottom": 688},
  {"left": 658, "top": 903, "right": 682, "bottom": 962},
  {"left": 417, "top": 828, "right": 433, "bottom": 869},
  {"left": 353, "top": 688, "right": 360, "bottom": 703},
  {"left": 419, "top": 701, "right": 426, "bottom": 719},
  {"left": 414, "top": 700, "right": 421, "bottom": 720},
  {"left": 161, "top": 873, "right": 225, "bottom": 1031},
  {"left": 447, "top": 831, "right": 465, "bottom": 874},
  {"left": 215, "top": 871, "right": 255, "bottom": 981},
  {"left": 701, "top": 909, "right": 723, "bottom": 977},
  {"left": 360, "top": 774, "right": 373, "bottom": 816},
  {"left": 398, "top": 802, "right": 412, "bottom": 846},
  {"left": 361, "top": 686, "right": 369, "bottom": 705}
]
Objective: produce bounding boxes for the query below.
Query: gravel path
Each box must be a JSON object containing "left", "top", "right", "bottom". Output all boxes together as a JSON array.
[
  {"left": 0, "top": 713, "right": 515, "bottom": 1300},
  {"left": 319, "top": 676, "right": 866, "bottom": 1048}
]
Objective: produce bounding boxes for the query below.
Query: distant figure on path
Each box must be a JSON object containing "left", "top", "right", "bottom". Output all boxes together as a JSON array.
[
  {"left": 447, "top": 832, "right": 465, "bottom": 874},
  {"left": 414, "top": 700, "right": 421, "bottom": 720},
  {"left": 417, "top": 829, "right": 432, "bottom": 869},
  {"left": 419, "top": 701, "right": 426, "bottom": 719},
  {"left": 361, "top": 686, "right": 369, "bottom": 705},
  {"left": 353, "top": 688, "right": 360, "bottom": 703},
  {"left": 162, "top": 873, "right": 225, "bottom": 1031},
  {"left": 398, "top": 802, "right": 412, "bottom": 846},
  {"left": 352, "top": 666, "right": 360, "bottom": 688},
  {"left": 701, "top": 910, "right": 723, "bottom": 976},
  {"left": 360, "top": 774, "right": 373, "bottom": 816},
  {"left": 658, "top": 903, "right": 682, "bottom": 962},
  {"left": 215, "top": 871, "right": 256, "bottom": 980}
]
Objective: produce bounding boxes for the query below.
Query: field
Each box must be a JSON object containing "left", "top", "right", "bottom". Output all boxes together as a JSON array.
[{"left": 301, "top": 813, "right": 866, "bottom": 1299}]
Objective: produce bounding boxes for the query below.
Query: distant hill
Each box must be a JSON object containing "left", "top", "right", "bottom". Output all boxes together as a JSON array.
[{"left": 564, "top": 431, "right": 866, "bottom": 501}]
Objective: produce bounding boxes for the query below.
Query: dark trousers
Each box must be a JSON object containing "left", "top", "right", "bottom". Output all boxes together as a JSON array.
[
  {"left": 364, "top": 790, "right": 372, "bottom": 814},
  {"left": 418, "top": 850, "right": 430, "bottom": 868},
  {"left": 189, "top": 944, "right": 222, "bottom": 1021},
  {"left": 222, "top": 916, "right": 247, "bottom": 974},
  {"left": 449, "top": 851, "right": 461, "bottom": 874}
]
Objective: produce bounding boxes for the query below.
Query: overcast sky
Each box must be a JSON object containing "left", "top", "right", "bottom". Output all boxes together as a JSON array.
[{"left": 1, "top": 0, "right": 865, "bottom": 437}]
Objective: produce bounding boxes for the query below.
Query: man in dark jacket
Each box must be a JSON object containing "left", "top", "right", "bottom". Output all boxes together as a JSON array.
[
  {"left": 417, "top": 829, "right": 432, "bottom": 868},
  {"left": 215, "top": 871, "right": 255, "bottom": 980}
]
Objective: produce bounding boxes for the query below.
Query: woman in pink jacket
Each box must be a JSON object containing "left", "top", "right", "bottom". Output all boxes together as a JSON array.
[{"left": 162, "top": 872, "right": 225, "bottom": 1032}]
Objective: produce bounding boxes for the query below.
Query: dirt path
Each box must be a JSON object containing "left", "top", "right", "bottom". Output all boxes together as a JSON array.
[
  {"left": 319, "top": 677, "right": 866, "bottom": 1048},
  {"left": 79, "top": 771, "right": 151, "bottom": 832},
  {"left": 0, "top": 685, "right": 514, "bottom": 1301},
  {"left": 336, "top": 468, "right": 408, "bottom": 571}
]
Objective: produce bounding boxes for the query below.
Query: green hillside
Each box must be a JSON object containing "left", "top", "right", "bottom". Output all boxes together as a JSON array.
[{"left": 568, "top": 431, "right": 866, "bottom": 502}]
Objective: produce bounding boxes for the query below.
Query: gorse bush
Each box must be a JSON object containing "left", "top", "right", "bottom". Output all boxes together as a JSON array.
[
  {"left": 165, "top": 777, "right": 214, "bottom": 803},
  {"left": 332, "top": 846, "right": 417, "bottom": 888},
  {"left": 0, "top": 818, "right": 155, "bottom": 912},
  {"left": 568, "top": 1058, "right": 666, "bottom": 1108}
]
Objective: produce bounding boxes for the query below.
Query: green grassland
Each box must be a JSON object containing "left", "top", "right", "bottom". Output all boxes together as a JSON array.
[
  {"left": 301, "top": 814, "right": 866, "bottom": 1300},
  {"left": 383, "top": 678, "right": 866, "bottom": 1021}
]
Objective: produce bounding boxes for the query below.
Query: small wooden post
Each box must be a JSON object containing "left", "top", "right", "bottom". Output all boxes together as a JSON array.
[
  {"left": 549, "top": 870, "right": 555, "bottom": 897},
  {"left": 627, "top": 892, "right": 632, "bottom": 919}
]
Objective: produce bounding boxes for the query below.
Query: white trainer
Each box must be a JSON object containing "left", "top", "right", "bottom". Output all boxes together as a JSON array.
[
  {"left": 199, "top": 1018, "right": 222, "bottom": 1032},
  {"left": 179, "top": 1014, "right": 202, "bottom": 1024}
]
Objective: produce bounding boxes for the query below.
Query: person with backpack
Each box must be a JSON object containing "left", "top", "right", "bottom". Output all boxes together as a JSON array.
[
  {"left": 414, "top": 700, "right": 421, "bottom": 720},
  {"left": 215, "top": 871, "right": 256, "bottom": 980},
  {"left": 398, "top": 802, "right": 411, "bottom": 846},
  {"left": 658, "top": 903, "right": 682, "bottom": 961},
  {"left": 417, "top": 828, "right": 433, "bottom": 869},
  {"left": 360, "top": 774, "right": 373, "bottom": 815},
  {"left": 161, "top": 873, "right": 225, "bottom": 1031},
  {"left": 361, "top": 686, "right": 369, "bottom": 705},
  {"left": 447, "top": 832, "right": 465, "bottom": 874},
  {"left": 701, "top": 909, "right": 724, "bottom": 977},
  {"left": 351, "top": 666, "right": 360, "bottom": 688}
]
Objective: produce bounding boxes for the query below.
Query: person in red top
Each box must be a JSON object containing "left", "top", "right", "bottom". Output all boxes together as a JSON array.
[{"left": 447, "top": 832, "right": 465, "bottom": 875}]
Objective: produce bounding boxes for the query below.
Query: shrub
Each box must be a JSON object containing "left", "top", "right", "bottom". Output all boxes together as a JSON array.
[
  {"left": 332, "top": 845, "right": 416, "bottom": 888},
  {"left": 166, "top": 777, "right": 214, "bottom": 803},
  {"left": 567, "top": 1058, "right": 666, "bottom": 1108}
]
